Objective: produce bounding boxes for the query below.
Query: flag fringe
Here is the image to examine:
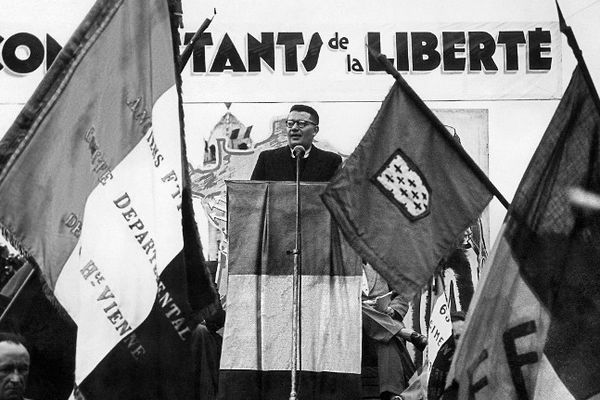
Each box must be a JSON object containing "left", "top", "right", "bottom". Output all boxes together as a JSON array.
[
  {"left": 0, "top": 224, "right": 73, "bottom": 326},
  {"left": 39, "top": 271, "right": 73, "bottom": 323},
  {"left": 0, "top": 223, "right": 30, "bottom": 259}
]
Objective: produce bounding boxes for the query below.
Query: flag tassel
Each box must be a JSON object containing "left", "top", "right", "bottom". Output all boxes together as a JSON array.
[{"left": 366, "top": 45, "right": 511, "bottom": 211}]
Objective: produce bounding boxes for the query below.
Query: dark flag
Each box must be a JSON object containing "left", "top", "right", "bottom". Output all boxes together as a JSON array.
[
  {"left": 452, "top": 64, "right": 600, "bottom": 399},
  {"left": 0, "top": 0, "right": 217, "bottom": 398},
  {"left": 321, "top": 76, "right": 494, "bottom": 301}
]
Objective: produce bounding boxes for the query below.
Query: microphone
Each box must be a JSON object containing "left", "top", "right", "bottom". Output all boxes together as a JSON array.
[{"left": 292, "top": 145, "right": 306, "bottom": 158}]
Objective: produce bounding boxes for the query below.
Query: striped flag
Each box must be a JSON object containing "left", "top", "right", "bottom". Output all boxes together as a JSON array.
[
  {"left": 220, "top": 181, "right": 362, "bottom": 399},
  {"left": 451, "top": 65, "right": 600, "bottom": 399},
  {"left": 0, "top": 0, "right": 217, "bottom": 398}
]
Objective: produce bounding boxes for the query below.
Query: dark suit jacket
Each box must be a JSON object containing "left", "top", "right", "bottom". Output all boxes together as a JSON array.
[{"left": 250, "top": 145, "right": 342, "bottom": 182}]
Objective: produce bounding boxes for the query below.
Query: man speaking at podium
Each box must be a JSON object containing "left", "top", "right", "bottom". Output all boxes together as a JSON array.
[
  {"left": 250, "top": 105, "right": 342, "bottom": 182},
  {"left": 224, "top": 104, "right": 360, "bottom": 400}
]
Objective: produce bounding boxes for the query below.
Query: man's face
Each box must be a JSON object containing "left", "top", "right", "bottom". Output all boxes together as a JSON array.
[
  {"left": 0, "top": 342, "right": 29, "bottom": 400},
  {"left": 286, "top": 110, "right": 319, "bottom": 150}
]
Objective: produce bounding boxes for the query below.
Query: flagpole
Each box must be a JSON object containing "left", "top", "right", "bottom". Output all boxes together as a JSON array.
[
  {"left": 366, "top": 46, "right": 510, "bottom": 211},
  {"left": 168, "top": 0, "right": 220, "bottom": 320},
  {"left": 556, "top": 1, "right": 600, "bottom": 116},
  {"left": 178, "top": 8, "right": 216, "bottom": 74}
]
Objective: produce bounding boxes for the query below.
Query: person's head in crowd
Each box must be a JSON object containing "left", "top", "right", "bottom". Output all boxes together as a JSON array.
[
  {"left": 285, "top": 104, "right": 319, "bottom": 151},
  {"left": 0, "top": 333, "right": 30, "bottom": 400},
  {"left": 450, "top": 311, "right": 466, "bottom": 343}
]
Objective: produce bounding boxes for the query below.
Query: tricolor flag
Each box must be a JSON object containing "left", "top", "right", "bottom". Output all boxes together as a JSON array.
[
  {"left": 321, "top": 72, "right": 494, "bottom": 302},
  {"left": 220, "top": 181, "right": 362, "bottom": 399},
  {"left": 451, "top": 64, "right": 600, "bottom": 399},
  {"left": 0, "top": 0, "right": 217, "bottom": 398}
]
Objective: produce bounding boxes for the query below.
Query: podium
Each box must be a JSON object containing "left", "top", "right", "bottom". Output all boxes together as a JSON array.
[{"left": 218, "top": 181, "right": 362, "bottom": 400}]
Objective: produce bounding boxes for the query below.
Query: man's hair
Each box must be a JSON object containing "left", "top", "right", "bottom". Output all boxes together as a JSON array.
[
  {"left": 0, "top": 332, "right": 28, "bottom": 351},
  {"left": 289, "top": 104, "right": 319, "bottom": 125}
]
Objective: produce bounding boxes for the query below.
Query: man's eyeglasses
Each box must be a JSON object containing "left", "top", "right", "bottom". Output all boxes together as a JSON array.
[{"left": 285, "top": 120, "right": 316, "bottom": 129}]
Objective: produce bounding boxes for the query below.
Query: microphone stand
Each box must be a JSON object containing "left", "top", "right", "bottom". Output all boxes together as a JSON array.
[{"left": 289, "top": 148, "right": 303, "bottom": 400}]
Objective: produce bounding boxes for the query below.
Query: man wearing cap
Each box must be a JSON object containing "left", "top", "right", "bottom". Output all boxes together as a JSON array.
[{"left": 251, "top": 104, "right": 342, "bottom": 182}]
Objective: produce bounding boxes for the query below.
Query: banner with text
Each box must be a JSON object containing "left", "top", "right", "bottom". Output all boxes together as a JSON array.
[
  {"left": 1, "top": 18, "right": 560, "bottom": 103},
  {"left": 179, "top": 21, "right": 561, "bottom": 102}
]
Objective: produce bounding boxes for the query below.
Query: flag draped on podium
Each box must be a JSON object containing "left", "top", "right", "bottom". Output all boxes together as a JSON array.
[
  {"left": 321, "top": 79, "right": 493, "bottom": 301},
  {"left": 220, "top": 181, "right": 362, "bottom": 400},
  {"left": 451, "top": 66, "right": 600, "bottom": 400},
  {"left": 0, "top": 0, "right": 217, "bottom": 398}
]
